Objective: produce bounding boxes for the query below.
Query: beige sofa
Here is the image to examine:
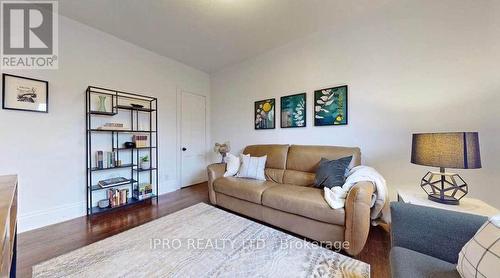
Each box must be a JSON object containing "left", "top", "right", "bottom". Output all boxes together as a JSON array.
[{"left": 207, "top": 144, "right": 374, "bottom": 256}]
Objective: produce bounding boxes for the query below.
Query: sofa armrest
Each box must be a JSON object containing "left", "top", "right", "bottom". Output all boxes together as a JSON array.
[
  {"left": 391, "top": 202, "right": 487, "bottom": 264},
  {"left": 344, "top": 181, "right": 375, "bottom": 256},
  {"left": 207, "top": 163, "right": 226, "bottom": 205}
]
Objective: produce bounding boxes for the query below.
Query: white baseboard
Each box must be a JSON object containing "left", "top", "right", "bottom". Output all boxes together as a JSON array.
[
  {"left": 18, "top": 201, "right": 87, "bottom": 233},
  {"left": 19, "top": 179, "right": 180, "bottom": 234},
  {"left": 159, "top": 178, "right": 180, "bottom": 195}
]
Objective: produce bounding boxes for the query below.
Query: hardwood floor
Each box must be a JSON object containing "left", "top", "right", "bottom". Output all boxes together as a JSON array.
[{"left": 18, "top": 182, "right": 390, "bottom": 278}]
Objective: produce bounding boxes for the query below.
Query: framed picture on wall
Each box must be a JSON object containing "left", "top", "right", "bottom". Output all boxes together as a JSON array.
[
  {"left": 314, "top": 85, "right": 347, "bottom": 126},
  {"left": 254, "top": 98, "right": 275, "bottom": 129},
  {"left": 281, "top": 93, "right": 306, "bottom": 128},
  {"left": 2, "top": 74, "right": 49, "bottom": 113}
]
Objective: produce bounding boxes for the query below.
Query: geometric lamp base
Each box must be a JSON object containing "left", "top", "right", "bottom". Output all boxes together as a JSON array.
[
  {"left": 427, "top": 193, "right": 459, "bottom": 205},
  {"left": 420, "top": 170, "right": 468, "bottom": 206}
]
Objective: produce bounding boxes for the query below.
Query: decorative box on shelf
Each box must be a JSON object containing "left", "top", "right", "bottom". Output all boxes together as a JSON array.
[
  {"left": 133, "top": 183, "right": 153, "bottom": 200},
  {"left": 133, "top": 134, "right": 148, "bottom": 148}
]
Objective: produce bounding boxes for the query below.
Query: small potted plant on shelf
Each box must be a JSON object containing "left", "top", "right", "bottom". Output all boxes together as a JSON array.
[{"left": 140, "top": 155, "right": 150, "bottom": 170}]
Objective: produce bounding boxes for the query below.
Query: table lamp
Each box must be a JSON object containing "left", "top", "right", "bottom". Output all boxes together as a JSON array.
[{"left": 411, "top": 132, "right": 481, "bottom": 205}]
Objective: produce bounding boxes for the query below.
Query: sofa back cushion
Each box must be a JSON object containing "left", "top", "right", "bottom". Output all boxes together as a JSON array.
[
  {"left": 242, "top": 144, "right": 361, "bottom": 186},
  {"left": 283, "top": 145, "right": 361, "bottom": 186},
  {"left": 243, "top": 144, "right": 289, "bottom": 169},
  {"left": 243, "top": 144, "right": 289, "bottom": 183}
]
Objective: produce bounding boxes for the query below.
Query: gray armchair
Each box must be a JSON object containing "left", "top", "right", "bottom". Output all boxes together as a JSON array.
[{"left": 390, "top": 202, "right": 487, "bottom": 278}]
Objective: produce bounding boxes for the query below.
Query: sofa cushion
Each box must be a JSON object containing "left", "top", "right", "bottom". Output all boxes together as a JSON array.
[
  {"left": 262, "top": 184, "right": 344, "bottom": 225},
  {"left": 236, "top": 155, "right": 267, "bottom": 180},
  {"left": 213, "top": 177, "right": 278, "bottom": 204},
  {"left": 286, "top": 145, "right": 361, "bottom": 173},
  {"left": 265, "top": 168, "right": 285, "bottom": 183},
  {"left": 282, "top": 169, "right": 315, "bottom": 186},
  {"left": 457, "top": 215, "right": 499, "bottom": 278},
  {"left": 391, "top": 247, "right": 460, "bottom": 278},
  {"left": 243, "top": 144, "right": 289, "bottom": 170},
  {"left": 313, "top": 156, "right": 352, "bottom": 189}
]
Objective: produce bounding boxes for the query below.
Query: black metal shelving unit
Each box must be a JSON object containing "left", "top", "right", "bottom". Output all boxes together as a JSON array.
[{"left": 85, "top": 86, "right": 158, "bottom": 216}]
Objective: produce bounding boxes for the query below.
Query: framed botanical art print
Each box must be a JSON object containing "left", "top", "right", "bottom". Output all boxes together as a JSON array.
[
  {"left": 314, "top": 85, "right": 347, "bottom": 126},
  {"left": 254, "top": 98, "right": 275, "bottom": 129},
  {"left": 281, "top": 93, "right": 306, "bottom": 128},
  {"left": 2, "top": 74, "right": 49, "bottom": 113}
]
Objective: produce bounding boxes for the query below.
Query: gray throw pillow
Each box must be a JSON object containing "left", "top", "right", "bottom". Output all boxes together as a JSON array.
[{"left": 314, "top": 156, "right": 353, "bottom": 189}]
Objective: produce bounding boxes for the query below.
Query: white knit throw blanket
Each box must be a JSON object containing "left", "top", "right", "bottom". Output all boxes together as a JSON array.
[{"left": 324, "top": 166, "right": 390, "bottom": 225}]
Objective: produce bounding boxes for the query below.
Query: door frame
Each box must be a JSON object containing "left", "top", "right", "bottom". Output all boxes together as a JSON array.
[{"left": 177, "top": 89, "right": 208, "bottom": 188}]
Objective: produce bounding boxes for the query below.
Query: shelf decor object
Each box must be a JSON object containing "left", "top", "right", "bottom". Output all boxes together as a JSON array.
[
  {"left": 130, "top": 103, "right": 144, "bottom": 108},
  {"left": 411, "top": 132, "right": 481, "bottom": 205},
  {"left": 123, "top": 142, "right": 135, "bottom": 149},
  {"left": 97, "top": 95, "right": 107, "bottom": 112},
  {"left": 2, "top": 73, "right": 49, "bottom": 113},
  {"left": 86, "top": 86, "right": 158, "bottom": 215}
]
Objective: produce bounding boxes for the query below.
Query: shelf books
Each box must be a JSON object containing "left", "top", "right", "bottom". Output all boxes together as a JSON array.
[
  {"left": 97, "top": 122, "right": 127, "bottom": 130},
  {"left": 133, "top": 183, "right": 153, "bottom": 200},
  {"left": 96, "top": 151, "right": 104, "bottom": 169},
  {"left": 133, "top": 135, "right": 148, "bottom": 148},
  {"left": 98, "top": 177, "right": 129, "bottom": 188},
  {"left": 107, "top": 188, "right": 128, "bottom": 207},
  {"left": 95, "top": 151, "right": 117, "bottom": 168},
  {"left": 106, "top": 151, "right": 116, "bottom": 168}
]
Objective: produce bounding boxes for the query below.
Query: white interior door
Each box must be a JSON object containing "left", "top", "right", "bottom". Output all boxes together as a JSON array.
[{"left": 180, "top": 91, "right": 207, "bottom": 187}]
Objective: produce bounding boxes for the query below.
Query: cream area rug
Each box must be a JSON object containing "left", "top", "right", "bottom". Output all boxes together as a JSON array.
[{"left": 33, "top": 203, "right": 369, "bottom": 277}]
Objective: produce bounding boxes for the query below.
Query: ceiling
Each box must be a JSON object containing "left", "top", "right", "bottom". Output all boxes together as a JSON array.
[{"left": 58, "top": 0, "right": 390, "bottom": 73}]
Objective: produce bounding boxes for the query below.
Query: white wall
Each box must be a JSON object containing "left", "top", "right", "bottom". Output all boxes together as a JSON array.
[
  {"left": 0, "top": 16, "right": 210, "bottom": 232},
  {"left": 211, "top": 1, "right": 500, "bottom": 207}
]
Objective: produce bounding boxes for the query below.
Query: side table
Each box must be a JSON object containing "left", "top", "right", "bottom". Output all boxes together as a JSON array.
[{"left": 397, "top": 189, "right": 498, "bottom": 217}]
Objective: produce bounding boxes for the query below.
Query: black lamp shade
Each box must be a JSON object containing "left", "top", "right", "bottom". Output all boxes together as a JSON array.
[{"left": 411, "top": 132, "right": 481, "bottom": 169}]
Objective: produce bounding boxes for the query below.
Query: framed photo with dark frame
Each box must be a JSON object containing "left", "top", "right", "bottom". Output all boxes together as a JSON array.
[
  {"left": 2, "top": 73, "right": 49, "bottom": 113},
  {"left": 314, "top": 85, "right": 347, "bottom": 126},
  {"left": 281, "top": 93, "right": 306, "bottom": 128},
  {"left": 254, "top": 98, "right": 275, "bottom": 130}
]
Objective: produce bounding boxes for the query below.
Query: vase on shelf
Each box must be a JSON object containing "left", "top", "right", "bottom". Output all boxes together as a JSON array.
[{"left": 97, "top": 96, "right": 107, "bottom": 112}]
